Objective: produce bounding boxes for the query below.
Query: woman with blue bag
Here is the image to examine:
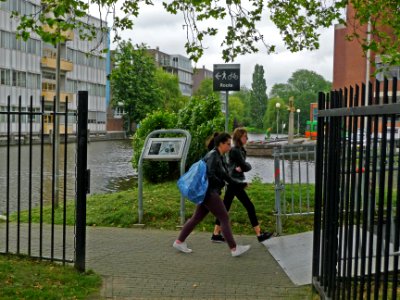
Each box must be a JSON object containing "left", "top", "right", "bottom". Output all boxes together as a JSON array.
[
  {"left": 173, "top": 132, "right": 251, "bottom": 257},
  {"left": 211, "top": 128, "right": 273, "bottom": 245}
]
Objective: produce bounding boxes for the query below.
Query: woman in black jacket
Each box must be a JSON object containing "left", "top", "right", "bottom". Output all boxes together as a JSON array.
[
  {"left": 211, "top": 128, "right": 273, "bottom": 245},
  {"left": 173, "top": 132, "right": 251, "bottom": 257}
]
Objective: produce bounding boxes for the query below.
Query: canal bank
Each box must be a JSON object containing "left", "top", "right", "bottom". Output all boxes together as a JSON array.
[{"left": 245, "top": 137, "right": 315, "bottom": 157}]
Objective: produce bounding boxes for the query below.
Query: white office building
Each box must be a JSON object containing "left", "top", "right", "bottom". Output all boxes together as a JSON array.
[{"left": 0, "top": 0, "right": 108, "bottom": 137}]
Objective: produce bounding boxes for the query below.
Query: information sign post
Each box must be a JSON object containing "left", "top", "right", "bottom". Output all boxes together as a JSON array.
[
  {"left": 137, "top": 129, "right": 191, "bottom": 226},
  {"left": 213, "top": 64, "right": 240, "bottom": 132}
]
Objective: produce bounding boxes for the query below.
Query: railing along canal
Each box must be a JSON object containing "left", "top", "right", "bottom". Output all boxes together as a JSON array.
[{"left": 273, "top": 143, "right": 316, "bottom": 235}]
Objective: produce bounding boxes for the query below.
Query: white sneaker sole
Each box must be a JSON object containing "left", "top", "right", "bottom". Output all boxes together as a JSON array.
[{"left": 173, "top": 241, "right": 192, "bottom": 253}]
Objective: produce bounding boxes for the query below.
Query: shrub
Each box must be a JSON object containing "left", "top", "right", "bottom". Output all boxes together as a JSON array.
[
  {"left": 176, "top": 94, "right": 224, "bottom": 167},
  {"left": 132, "top": 110, "right": 178, "bottom": 182},
  {"left": 132, "top": 95, "right": 224, "bottom": 182}
]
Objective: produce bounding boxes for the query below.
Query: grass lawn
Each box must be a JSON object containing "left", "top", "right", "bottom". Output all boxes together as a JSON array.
[
  {"left": 4, "top": 179, "right": 315, "bottom": 299},
  {"left": 0, "top": 254, "right": 101, "bottom": 300},
  {"left": 11, "top": 179, "right": 315, "bottom": 235}
]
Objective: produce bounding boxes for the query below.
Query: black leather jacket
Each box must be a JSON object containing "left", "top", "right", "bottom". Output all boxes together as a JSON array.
[
  {"left": 229, "top": 146, "right": 252, "bottom": 182},
  {"left": 203, "top": 148, "right": 246, "bottom": 194}
]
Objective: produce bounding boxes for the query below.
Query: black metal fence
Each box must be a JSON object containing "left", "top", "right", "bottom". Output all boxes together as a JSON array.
[
  {"left": 0, "top": 91, "right": 89, "bottom": 271},
  {"left": 313, "top": 78, "right": 400, "bottom": 299}
]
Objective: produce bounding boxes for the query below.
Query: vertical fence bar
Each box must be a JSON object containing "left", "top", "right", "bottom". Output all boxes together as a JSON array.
[
  {"left": 367, "top": 80, "right": 380, "bottom": 299},
  {"left": 392, "top": 77, "right": 399, "bottom": 300},
  {"left": 348, "top": 85, "right": 359, "bottom": 300},
  {"left": 321, "top": 92, "right": 330, "bottom": 292},
  {"left": 274, "top": 147, "right": 282, "bottom": 235},
  {"left": 353, "top": 84, "right": 362, "bottom": 298},
  {"left": 360, "top": 82, "right": 373, "bottom": 297},
  {"left": 337, "top": 88, "right": 348, "bottom": 299},
  {"left": 6, "top": 95, "right": 10, "bottom": 253},
  {"left": 40, "top": 96, "right": 45, "bottom": 257},
  {"left": 382, "top": 78, "right": 392, "bottom": 299},
  {"left": 312, "top": 91, "right": 325, "bottom": 282},
  {"left": 63, "top": 96, "right": 69, "bottom": 263},
  {"left": 75, "top": 91, "right": 89, "bottom": 272},
  {"left": 28, "top": 95, "right": 33, "bottom": 256},
  {"left": 51, "top": 96, "right": 56, "bottom": 260},
  {"left": 375, "top": 79, "right": 386, "bottom": 298},
  {"left": 17, "top": 95, "right": 22, "bottom": 254},
  {"left": 342, "top": 87, "right": 354, "bottom": 300}
]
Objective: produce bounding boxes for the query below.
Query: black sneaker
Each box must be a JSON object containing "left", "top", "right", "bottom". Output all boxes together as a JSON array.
[
  {"left": 211, "top": 234, "right": 225, "bottom": 243},
  {"left": 257, "top": 232, "right": 273, "bottom": 243}
]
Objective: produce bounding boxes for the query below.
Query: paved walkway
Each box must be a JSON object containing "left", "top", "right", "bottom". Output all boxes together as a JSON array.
[
  {"left": 85, "top": 227, "right": 312, "bottom": 299},
  {"left": 1, "top": 224, "right": 312, "bottom": 299}
]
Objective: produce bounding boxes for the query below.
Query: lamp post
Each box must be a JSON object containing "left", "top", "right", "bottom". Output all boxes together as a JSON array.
[
  {"left": 296, "top": 108, "right": 301, "bottom": 136},
  {"left": 275, "top": 102, "right": 281, "bottom": 138}
]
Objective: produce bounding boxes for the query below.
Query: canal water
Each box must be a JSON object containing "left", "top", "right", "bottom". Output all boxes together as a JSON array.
[{"left": 0, "top": 134, "right": 314, "bottom": 213}]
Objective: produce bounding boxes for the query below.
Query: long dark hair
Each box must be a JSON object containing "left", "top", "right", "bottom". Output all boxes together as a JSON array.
[
  {"left": 206, "top": 132, "right": 219, "bottom": 150},
  {"left": 206, "top": 132, "right": 231, "bottom": 150}
]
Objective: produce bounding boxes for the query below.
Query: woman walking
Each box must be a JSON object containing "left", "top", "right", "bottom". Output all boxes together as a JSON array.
[
  {"left": 173, "top": 132, "right": 251, "bottom": 257},
  {"left": 211, "top": 128, "right": 273, "bottom": 245}
]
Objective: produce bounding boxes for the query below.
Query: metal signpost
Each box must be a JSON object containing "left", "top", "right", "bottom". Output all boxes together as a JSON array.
[
  {"left": 213, "top": 64, "right": 240, "bottom": 132},
  {"left": 137, "top": 129, "right": 191, "bottom": 226}
]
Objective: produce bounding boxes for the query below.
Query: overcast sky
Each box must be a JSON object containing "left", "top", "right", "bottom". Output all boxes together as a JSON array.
[{"left": 93, "top": 2, "right": 334, "bottom": 91}]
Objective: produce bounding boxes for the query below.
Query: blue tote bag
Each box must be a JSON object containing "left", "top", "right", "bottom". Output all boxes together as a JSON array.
[{"left": 177, "top": 160, "right": 208, "bottom": 204}]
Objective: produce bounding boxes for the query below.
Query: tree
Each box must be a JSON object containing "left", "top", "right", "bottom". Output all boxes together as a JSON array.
[
  {"left": 231, "top": 87, "right": 252, "bottom": 126},
  {"left": 110, "top": 42, "right": 161, "bottom": 131},
  {"left": 268, "top": 69, "right": 331, "bottom": 133},
  {"left": 9, "top": 0, "right": 400, "bottom": 65},
  {"left": 263, "top": 98, "right": 288, "bottom": 136},
  {"left": 228, "top": 96, "right": 245, "bottom": 130},
  {"left": 249, "top": 64, "right": 268, "bottom": 129},
  {"left": 154, "top": 68, "right": 188, "bottom": 113},
  {"left": 193, "top": 78, "right": 218, "bottom": 98}
]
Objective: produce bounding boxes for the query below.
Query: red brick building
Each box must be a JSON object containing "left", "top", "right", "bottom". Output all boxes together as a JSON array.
[{"left": 333, "top": 5, "right": 399, "bottom": 92}]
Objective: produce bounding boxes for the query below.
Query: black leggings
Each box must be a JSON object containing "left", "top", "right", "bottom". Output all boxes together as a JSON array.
[
  {"left": 178, "top": 191, "right": 236, "bottom": 249},
  {"left": 215, "top": 184, "right": 259, "bottom": 228}
]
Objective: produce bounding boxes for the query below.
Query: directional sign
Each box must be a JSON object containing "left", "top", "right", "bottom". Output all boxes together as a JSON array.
[{"left": 213, "top": 64, "right": 240, "bottom": 91}]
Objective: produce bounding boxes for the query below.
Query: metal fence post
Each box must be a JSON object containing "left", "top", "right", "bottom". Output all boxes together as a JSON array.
[
  {"left": 273, "top": 147, "right": 283, "bottom": 235},
  {"left": 75, "top": 91, "right": 89, "bottom": 272}
]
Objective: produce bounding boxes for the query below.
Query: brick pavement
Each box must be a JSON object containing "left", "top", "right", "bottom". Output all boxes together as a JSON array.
[{"left": 85, "top": 227, "right": 313, "bottom": 299}]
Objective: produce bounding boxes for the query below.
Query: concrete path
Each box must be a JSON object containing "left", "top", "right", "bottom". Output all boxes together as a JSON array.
[{"left": 85, "top": 227, "right": 312, "bottom": 299}]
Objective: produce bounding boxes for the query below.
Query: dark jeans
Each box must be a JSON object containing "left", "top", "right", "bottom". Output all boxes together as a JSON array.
[
  {"left": 215, "top": 184, "right": 259, "bottom": 228},
  {"left": 178, "top": 191, "right": 236, "bottom": 249}
]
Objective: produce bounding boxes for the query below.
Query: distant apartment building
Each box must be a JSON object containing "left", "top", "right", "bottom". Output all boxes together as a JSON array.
[
  {"left": 147, "top": 48, "right": 193, "bottom": 96},
  {"left": 192, "top": 66, "right": 213, "bottom": 94},
  {"left": 0, "top": 0, "right": 109, "bottom": 137}
]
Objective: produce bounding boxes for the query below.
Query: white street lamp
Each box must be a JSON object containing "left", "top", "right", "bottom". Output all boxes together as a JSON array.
[
  {"left": 296, "top": 108, "right": 301, "bottom": 136},
  {"left": 275, "top": 102, "right": 281, "bottom": 138}
]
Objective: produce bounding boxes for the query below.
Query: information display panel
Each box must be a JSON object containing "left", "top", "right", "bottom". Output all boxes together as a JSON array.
[{"left": 143, "top": 138, "right": 186, "bottom": 160}]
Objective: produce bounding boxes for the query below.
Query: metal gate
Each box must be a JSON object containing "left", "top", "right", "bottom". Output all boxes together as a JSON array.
[
  {"left": 0, "top": 91, "right": 89, "bottom": 271},
  {"left": 312, "top": 78, "right": 400, "bottom": 299},
  {"left": 273, "top": 143, "right": 316, "bottom": 235}
]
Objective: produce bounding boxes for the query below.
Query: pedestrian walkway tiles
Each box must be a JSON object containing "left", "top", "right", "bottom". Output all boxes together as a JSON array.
[{"left": 264, "top": 231, "right": 313, "bottom": 286}]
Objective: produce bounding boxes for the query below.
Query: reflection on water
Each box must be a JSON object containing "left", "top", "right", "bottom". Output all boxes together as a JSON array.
[{"left": 0, "top": 140, "right": 136, "bottom": 213}]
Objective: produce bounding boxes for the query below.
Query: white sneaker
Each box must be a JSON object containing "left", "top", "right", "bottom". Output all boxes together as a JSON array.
[
  {"left": 231, "top": 244, "right": 251, "bottom": 257},
  {"left": 173, "top": 241, "right": 193, "bottom": 253}
]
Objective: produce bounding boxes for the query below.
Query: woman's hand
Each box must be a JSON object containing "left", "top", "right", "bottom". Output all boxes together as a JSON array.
[{"left": 235, "top": 166, "right": 242, "bottom": 173}]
